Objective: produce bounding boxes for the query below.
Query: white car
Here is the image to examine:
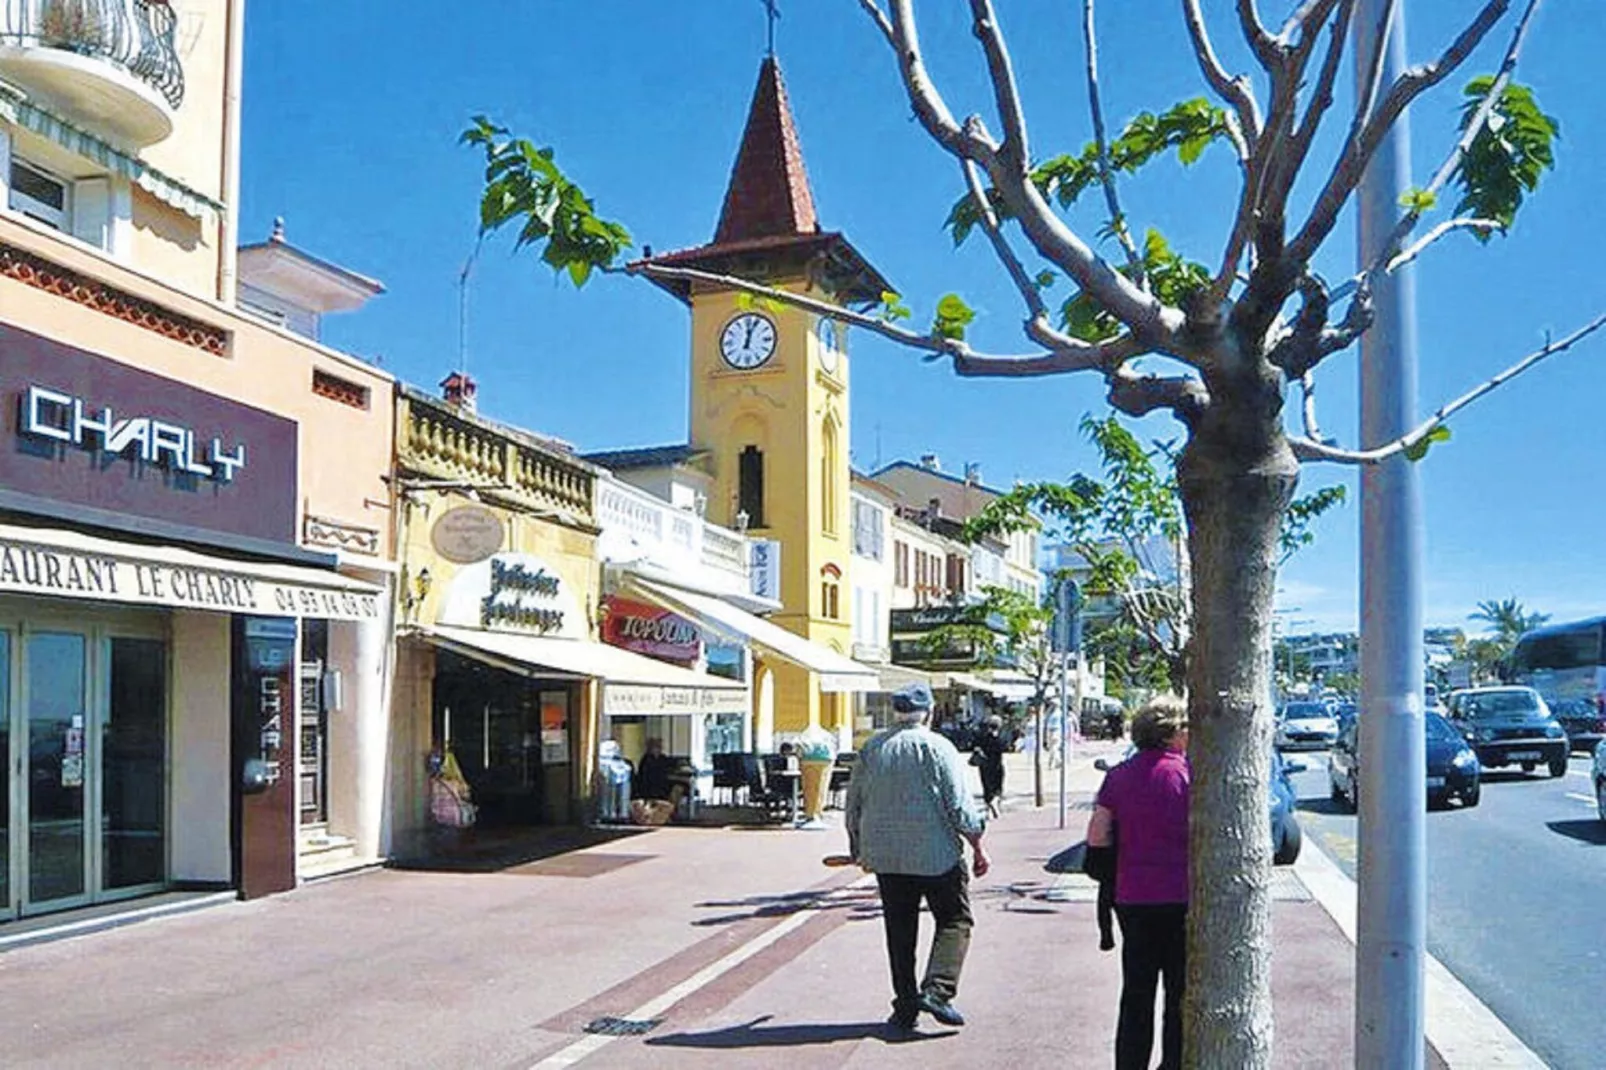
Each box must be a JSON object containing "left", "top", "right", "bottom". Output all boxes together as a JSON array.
[
  {"left": 1276, "top": 701, "right": 1339, "bottom": 751},
  {"left": 1594, "top": 739, "right": 1606, "bottom": 822}
]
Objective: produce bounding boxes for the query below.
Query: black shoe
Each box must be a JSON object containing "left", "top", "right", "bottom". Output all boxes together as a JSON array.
[
  {"left": 917, "top": 992, "right": 966, "bottom": 1027},
  {"left": 886, "top": 1010, "right": 918, "bottom": 1034}
]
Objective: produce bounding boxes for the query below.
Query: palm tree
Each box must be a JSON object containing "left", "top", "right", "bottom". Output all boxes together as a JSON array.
[{"left": 1469, "top": 598, "right": 1550, "bottom": 650}]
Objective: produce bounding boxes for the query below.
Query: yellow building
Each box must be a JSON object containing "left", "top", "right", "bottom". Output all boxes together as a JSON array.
[{"left": 641, "top": 59, "right": 889, "bottom": 746}]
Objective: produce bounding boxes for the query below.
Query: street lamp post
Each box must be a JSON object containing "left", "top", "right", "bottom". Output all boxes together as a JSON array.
[{"left": 1354, "top": 2, "right": 1427, "bottom": 1066}]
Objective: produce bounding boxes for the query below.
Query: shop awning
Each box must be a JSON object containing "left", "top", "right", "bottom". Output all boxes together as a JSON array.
[
  {"left": 426, "top": 624, "right": 749, "bottom": 716},
  {"left": 875, "top": 663, "right": 952, "bottom": 693},
  {"left": 0, "top": 521, "right": 382, "bottom": 620},
  {"left": 629, "top": 579, "right": 880, "bottom": 693}
]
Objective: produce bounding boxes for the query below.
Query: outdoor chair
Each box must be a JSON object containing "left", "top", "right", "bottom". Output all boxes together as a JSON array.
[
  {"left": 711, "top": 752, "right": 748, "bottom": 805},
  {"left": 828, "top": 752, "right": 856, "bottom": 810}
]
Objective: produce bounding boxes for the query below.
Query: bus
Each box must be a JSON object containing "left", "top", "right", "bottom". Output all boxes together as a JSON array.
[{"left": 1509, "top": 617, "right": 1606, "bottom": 754}]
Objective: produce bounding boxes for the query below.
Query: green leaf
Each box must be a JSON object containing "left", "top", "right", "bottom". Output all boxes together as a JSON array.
[
  {"left": 932, "top": 293, "right": 976, "bottom": 340},
  {"left": 1403, "top": 424, "right": 1452, "bottom": 463},
  {"left": 1452, "top": 77, "right": 1559, "bottom": 237},
  {"left": 1034, "top": 270, "right": 1057, "bottom": 290},
  {"left": 879, "top": 291, "right": 912, "bottom": 323},
  {"left": 1399, "top": 187, "right": 1438, "bottom": 214},
  {"left": 733, "top": 291, "right": 756, "bottom": 311}
]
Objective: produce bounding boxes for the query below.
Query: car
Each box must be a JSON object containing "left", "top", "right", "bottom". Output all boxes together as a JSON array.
[
  {"left": 1328, "top": 711, "right": 1480, "bottom": 811},
  {"left": 1095, "top": 747, "right": 1303, "bottom": 865},
  {"left": 1545, "top": 697, "right": 1606, "bottom": 756},
  {"left": 1594, "top": 739, "right": 1606, "bottom": 822},
  {"left": 1276, "top": 701, "right": 1339, "bottom": 751},
  {"left": 1445, "top": 686, "right": 1569, "bottom": 778}
]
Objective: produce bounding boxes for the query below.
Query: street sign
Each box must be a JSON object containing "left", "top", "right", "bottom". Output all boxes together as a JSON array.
[{"left": 1052, "top": 578, "right": 1082, "bottom": 654}]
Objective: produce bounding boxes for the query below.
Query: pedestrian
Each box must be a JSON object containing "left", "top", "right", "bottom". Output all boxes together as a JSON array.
[
  {"left": 971, "top": 714, "right": 1008, "bottom": 817},
  {"left": 1086, "top": 697, "right": 1190, "bottom": 1070},
  {"left": 845, "top": 682, "right": 990, "bottom": 1034}
]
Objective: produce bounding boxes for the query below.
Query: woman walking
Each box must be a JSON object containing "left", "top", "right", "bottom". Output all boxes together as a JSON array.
[
  {"left": 1086, "top": 699, "right": 1190, "bottom": 1070},
  {"left": 972, "top": 715, "right": 1008, "bottom": 818}
]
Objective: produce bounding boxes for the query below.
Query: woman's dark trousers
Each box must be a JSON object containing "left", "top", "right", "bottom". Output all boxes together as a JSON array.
[{"left": 1114, "top": 902, "right": 1186, "bottom": 1070}]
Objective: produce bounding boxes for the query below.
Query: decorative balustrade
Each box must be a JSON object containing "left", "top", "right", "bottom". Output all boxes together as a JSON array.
[
  {"left": 596, "top": 474, "right": 750, "bottom": 585},
  {"left": 400, "top": 397, "right": 594, "bottom": 523},
  {"left": 1, "top": 0, "right": 184, "bottom": 108}
]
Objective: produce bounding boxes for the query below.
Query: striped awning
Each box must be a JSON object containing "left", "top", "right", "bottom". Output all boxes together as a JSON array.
[{"left": 0, "top": 82, "right": 223, "bottom": 222}]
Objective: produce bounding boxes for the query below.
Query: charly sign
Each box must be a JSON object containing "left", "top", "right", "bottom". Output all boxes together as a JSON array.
[
  {"left": 603, "top": 597, "right": 701, "bottom": 663},
  {"left": 23, "top": 385, "right": 247, "bottom": 482},
  {"left": 0, "top": 534, "right": 382, "bottom": 621}
]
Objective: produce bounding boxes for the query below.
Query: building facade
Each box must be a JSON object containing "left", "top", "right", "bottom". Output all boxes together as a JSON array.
[{"left": 0, "top": 0, "right": 398, "bottom": 926}]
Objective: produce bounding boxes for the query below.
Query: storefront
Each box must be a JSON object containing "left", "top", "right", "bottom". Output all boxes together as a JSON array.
[{"left": 0, "top": 327, "right": 381, "bottom": 923}]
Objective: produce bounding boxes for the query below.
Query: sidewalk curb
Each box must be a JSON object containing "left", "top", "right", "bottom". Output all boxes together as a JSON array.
[{"left": 1293, "top": 834, "right": 1545, "bottom": 1068}]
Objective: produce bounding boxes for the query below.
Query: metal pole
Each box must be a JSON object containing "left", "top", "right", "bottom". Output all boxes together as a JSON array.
[
  {"left": 1057, "top": 648, "right": 1069, "bottom": 829},
  {"left": 1354, "top": 3, "right": 1426, "bottom": 1066}
]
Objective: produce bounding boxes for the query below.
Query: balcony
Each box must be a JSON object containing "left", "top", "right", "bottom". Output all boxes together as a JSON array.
[
  {"left": 596, "top": 475, "right": 752, "bottom": 591},
  {"left": 0, "top": 0, "right": 184, "bottom": 146}
]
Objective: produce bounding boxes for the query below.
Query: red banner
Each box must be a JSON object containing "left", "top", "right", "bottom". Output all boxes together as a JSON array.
[{"left": 603, "top": 597, "right": 701, "bottom": 664}]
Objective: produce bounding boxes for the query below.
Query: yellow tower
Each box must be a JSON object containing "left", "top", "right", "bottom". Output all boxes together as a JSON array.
[{"left": 646, "top": 59, "right": 889, "bottom": 740}]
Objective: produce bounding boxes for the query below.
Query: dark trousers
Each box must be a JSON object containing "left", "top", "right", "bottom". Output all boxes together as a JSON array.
[
  {"left": 1114, "top": 903, "right": 1187, "bottom": 1070},
  {"left": 875, "top": 867, "right": 974, "bottom": 1016}
]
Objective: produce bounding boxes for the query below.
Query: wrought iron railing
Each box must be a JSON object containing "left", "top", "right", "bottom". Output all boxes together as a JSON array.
[{"left": 0, "top": 0, "right": 184, "bottom": 109}]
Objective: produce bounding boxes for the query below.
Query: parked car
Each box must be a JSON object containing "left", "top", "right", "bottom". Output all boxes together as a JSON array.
[
  {"left": 1095, "top": 747, "right": 1304, "bottom": 865},
  {"left": 1445, "top": 686, "right": 1568, "bottom": 778},
  {"left": 1276, "top": 701, "right": 1339, "bottom": 751},
  {"left": 1593, "top": 739, "right": 1606, "bottom": 822},
  {"left": 1328, "top": 711, "right": 1480, "bottom": 811}
]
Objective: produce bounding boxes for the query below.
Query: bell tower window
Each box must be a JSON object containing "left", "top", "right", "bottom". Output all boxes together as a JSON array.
[{"left": 738, "top": 445, "right": 765, "bottom": 529}]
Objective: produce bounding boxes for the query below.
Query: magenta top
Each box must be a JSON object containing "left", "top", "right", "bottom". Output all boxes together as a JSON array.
[{"left": 1095, "top": 748, "right": 1191, "bottom": 905}]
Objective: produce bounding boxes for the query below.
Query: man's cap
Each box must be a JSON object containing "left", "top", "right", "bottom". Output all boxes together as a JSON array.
[{"left": 891, "top": 682, "right": 934, "bottom": 714}]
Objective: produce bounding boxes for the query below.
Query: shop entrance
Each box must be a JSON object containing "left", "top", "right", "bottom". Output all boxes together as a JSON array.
[
  {"left": 2, "top": 616, "right": 168, "bottom": 921},
  {"left": 432, "top": 651, "right": 571, "bottom": 827}
]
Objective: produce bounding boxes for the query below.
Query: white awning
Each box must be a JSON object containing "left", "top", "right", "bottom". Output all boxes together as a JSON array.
[
  {"left": 875, "top": 663, "right": 952, "bottom": 693},
  {"left": 0, "top": 521, "right": 382, "bottom": 620},
  {"left": 426, "top": 624, "right": 748, "bottom": 716},
  {"left": 630, "top": 579, "right": 880, "bottom": 693}
]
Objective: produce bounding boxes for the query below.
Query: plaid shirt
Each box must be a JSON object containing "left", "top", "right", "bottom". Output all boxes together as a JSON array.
[{"left": 846, "top": 723, "right": 986, "bottom": 876}]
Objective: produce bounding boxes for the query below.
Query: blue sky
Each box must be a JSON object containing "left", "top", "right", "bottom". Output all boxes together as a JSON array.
[{"left": 240, "top": 2, "right": 1606, "bottom": 637}]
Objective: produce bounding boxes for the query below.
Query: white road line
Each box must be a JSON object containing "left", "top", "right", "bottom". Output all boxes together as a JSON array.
[
  {"left": 1567, "top": 770, "right": 1591, "bottom": 780},
  {"left": 1566, "top": 793, "right": 1594, "bottom": 805},
  {"left": 530, "top": 874, "right": 874, "bottom": 1068},
  {"left": 1295, "top": 835, "right": 1545, "bottom": 1068}
]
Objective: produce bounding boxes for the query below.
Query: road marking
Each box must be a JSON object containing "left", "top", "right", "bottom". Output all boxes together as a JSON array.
[
  {"left": 1295, "top": 836, "right": 1546, "bottom": 1068},
  {"left": 530, "top": 873, "right": 875, "bottom": 1068},
  {"left": 1568, "top": 770, "right": 1592, "bottom": 780},
  {"left": 1567, "top": 793, "right": 1594, "bottom": 805}
]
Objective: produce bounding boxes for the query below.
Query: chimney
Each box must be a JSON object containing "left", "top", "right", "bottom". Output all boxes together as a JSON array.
[
  {"left": 919, "top": 453, "right": 940, "bottom": 471},
  {"left": 928, "top": 497, "right": 942, "bottom": 519},
  {"left": 441, "top": 371, "right": 478, "bottom": 413},
  {"left": 964, "top": 462, "right": 981, "bottom": 485}
]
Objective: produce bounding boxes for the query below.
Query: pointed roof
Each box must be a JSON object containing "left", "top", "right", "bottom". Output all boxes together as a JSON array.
[{"left": 714, "top": 58, "right": 819, "bottom": 244}]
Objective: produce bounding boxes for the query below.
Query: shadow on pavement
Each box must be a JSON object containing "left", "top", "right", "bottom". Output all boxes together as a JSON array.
[
  {"left": 1546, "top": 819, "right": 1606, "bottom": 845},
  {"left": 645, "top": 1014, "right": 958, "bottom": 1048},
  {"left": 1477, "top": 770, "right": 1552, "bottom": 785},
  {"left": 1296, "top": 797, "right": 1352, "bottom": 816},
  {"left": 387, "top": 825, "right": 656, "bottom": 873},
  {"left": 692, "top": 887, "right": 882, "bottom": 928}
]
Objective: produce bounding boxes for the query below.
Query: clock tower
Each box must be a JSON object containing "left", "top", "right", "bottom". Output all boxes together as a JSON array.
[{"left": 644, "top": 58, "right": 889, "bottom": 742}]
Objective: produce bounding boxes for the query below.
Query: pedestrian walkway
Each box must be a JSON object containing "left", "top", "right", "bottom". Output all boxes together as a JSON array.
[{"left": 0, "top": 741, "right": 1450, "bottom": 1068}]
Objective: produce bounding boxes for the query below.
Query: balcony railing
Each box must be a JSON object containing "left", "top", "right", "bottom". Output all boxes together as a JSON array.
[
  {"left": 596, "top": 475, "right": 751, "bottom": 586},
  {"left": 1, "top": 0, "right": 184, "bottom": 108}
]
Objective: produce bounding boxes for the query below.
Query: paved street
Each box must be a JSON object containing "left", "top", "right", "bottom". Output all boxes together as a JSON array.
[
  {"left": 1288, "top": 747, "right": 1602, "bottom": 1070},
  {"left": 0, "top": 747, "right": 1381, "bottom": 1069}
]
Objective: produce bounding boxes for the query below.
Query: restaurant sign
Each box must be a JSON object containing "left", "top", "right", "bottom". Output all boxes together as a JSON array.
[
  {"left": 603, "top": 597, "right": 701, "bottom": 664},
  {"left": 0, "top": 531, "right": 382, "bottom": 621},
  {"left": 23, "top": 385, "right": 247, "bottom": 482},
  {"left": 603, "top": 683, "right": 749, "bottom": 716},
  {"left": 437, "top": 552, "right": 584, "bottom": 638}
]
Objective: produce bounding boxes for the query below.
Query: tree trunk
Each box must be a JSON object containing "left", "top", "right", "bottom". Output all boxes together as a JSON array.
[
  {"left": 1033, "top": 703, "right": 1044, "bottom": 806},
  {"left": 1176, "top": 421, "right": 1297, "bottom": 1069}
]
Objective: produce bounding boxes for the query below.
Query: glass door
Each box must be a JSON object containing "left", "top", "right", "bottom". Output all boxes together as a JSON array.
[
  {"left": 26, "top": 631, "right": 89, "bottom": 910},
  {"left": 102, "top": 637, "right": 167, "bottom": 893},
  {"left": 0, "top": 632, "right": 10, "bottom": 920}
]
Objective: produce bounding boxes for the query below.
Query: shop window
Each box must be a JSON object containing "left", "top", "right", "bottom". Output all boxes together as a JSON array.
[{"left": 738, "top": 445, "right": 765, "bottom": 528}]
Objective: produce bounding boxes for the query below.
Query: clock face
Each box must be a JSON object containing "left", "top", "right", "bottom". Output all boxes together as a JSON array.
[
  {"left": 720, "top": 313, "right": 777, "bottom": 369},
  {"left": 816, "top": 316, "right": 839, "bottom": 374}
]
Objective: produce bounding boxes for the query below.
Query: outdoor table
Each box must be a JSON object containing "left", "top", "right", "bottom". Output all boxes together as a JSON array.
[{"left": 770, "top": 768, "right": 802, "bottom": 824}]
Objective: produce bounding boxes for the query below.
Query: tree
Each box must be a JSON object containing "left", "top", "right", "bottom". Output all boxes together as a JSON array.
[
  {"left": 464, "top": 3, "right": 1597, "bottom": 1062},
  {"left": 1469, "top": 597, "right": 1549, "bottom": 654}
]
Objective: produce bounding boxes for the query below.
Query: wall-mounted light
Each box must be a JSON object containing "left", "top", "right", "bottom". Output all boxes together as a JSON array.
[{"left": 735, "top": 510, "right": 750, "bottom": 532}]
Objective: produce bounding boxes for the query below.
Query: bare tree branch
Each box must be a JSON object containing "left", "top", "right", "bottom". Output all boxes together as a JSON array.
[
  {"left": 1236, "top": 0, "right": 1284, "bottom": 70},
  {"left": 1281, "top": 0, "right": 1356, "bottom": 194},
  {"left": 1182, "top": 0, "right": 1263, "bottom": 148},
  {"left": 1108, "top": 368, "right": 1211, "bottom": 421},
  {"left": 854, "top": 0, "right": 895, "bottom": 45},
  {"left": 1290, "top": 312, "right": 1606, "bottom": 464},
  {"left": 958, "top": 157, "right": 1078, "bottom": 349},
  {"left": 1388, "top": 217, "right": 1503, "bottom": 273},
  {"left": 1082, "top": 0, "right": 1145, "bottom": 283},
  {"left": 1297, "top": 372, "right": 1328, "bottom": 443},
  {"left": 967, "top": 0, "right": 1030, "bottom": 169},
  {"left": 954, "top": 337, "right": 1144, "bottom": 379},
  {"left": 1290, "top": 0, "right": 1513, "bottom": 265},
  {"left": 1278, "top": 0, "right": 1343, "bottom": 42},
  {"left": 876, "top": 1, "right": 1183, "bottom": 351}
]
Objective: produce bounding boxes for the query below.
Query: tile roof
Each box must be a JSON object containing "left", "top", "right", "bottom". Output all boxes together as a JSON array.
[
  {"left": 715, "top": 57, "right": 818, "bottom": 244},
  {"left": 581, "top": 444, "right": 704, "bottom": 470}
]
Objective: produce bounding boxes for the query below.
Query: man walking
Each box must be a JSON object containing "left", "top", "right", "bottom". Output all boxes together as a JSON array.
[{"left": 846, "top": 683, "right": 990, "bottom": 1033}]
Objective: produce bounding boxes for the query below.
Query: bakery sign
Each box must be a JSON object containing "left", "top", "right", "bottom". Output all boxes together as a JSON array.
[
  {"left": 603, "top": 597, "right": 701, "bottom": 664},
  {"left": 437, "top": 552, "right": 584, "bottom": 638}
]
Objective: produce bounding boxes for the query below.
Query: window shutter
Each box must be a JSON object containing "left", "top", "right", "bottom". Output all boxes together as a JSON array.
[{"left": 71, "top": 176, "right": 110, "bottom": 249}]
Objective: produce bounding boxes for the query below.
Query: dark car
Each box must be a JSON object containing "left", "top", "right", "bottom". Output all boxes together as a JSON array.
[
  {"left": 1096, "top": 747, "right": 1303, "bottom": 865},
  {"left": 1328, "top": 711, "right": 1480, "bottom": 811},
  {"left": 1445, "top": 686, "right": 1569, "bottom": 778},
  {"left": 1543, "top": 695, "right": 1606, "bottom": 756}
]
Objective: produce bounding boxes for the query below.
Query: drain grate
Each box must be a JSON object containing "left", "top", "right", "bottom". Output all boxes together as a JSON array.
[{"left": 584, "top": 1016, "right": 663, "bottom": 1037}]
